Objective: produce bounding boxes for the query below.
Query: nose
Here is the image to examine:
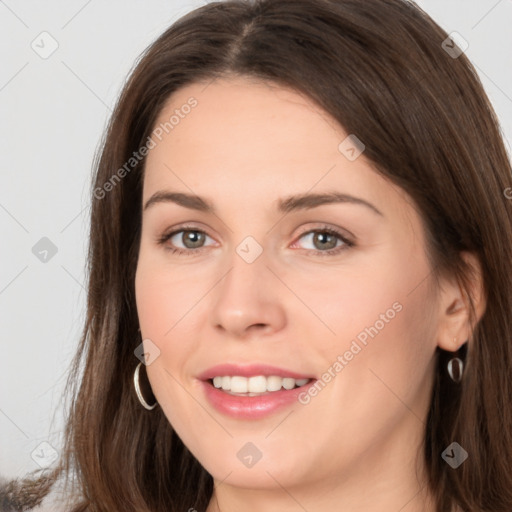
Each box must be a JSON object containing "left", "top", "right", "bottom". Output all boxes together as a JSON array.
[{"left": 210, "top": 248, "right": 287, "bottom": 340}]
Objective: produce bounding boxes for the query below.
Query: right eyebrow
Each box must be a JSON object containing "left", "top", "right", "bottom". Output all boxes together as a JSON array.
[{"left": 143, "top": 189, "right": 384, "bottom": 217}]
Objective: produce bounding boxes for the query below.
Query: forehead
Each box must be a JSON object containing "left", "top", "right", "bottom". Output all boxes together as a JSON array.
[
  {"left": 141, "top": 76, "right": 410, "bottom": 223},
  {"left": 149, "top": 76, "right": 344, "bottom": 161}
]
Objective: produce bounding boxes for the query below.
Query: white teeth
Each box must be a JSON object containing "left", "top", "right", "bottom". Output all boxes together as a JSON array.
[
  {"left": 248, "top": 376, "right": 267, "bottom": 393},
  {"left": 266, "top": 375, "right": 283, "bottom": 392},
  {"left": 282, "top": 378, "right": 295, "bottom": 390},
  {"left": 221, "top": 376, "right": 231, "bottom": 390},
  {"left": 231, "top": 376, "right": 248, "bottom": 393},
  {"left": 211, "top": 375, "right": 310, "bottom": 393}
]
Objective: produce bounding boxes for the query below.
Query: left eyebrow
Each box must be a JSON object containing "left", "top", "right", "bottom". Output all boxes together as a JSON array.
[
  {"left": 277, "top": 191, "right": 384, "bottom": 217},
  {"left": 143, "top": 190, "right": 384, "bottom": 217}
]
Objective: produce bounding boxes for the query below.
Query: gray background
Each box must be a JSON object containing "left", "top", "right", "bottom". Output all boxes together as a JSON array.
[{"left": 1, "top": 0, "right": 511, "bottom": 477}]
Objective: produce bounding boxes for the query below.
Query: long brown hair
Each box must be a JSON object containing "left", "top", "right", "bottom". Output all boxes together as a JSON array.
[{"left": 3, "top": 0, "right": 511, "bottom": 510}]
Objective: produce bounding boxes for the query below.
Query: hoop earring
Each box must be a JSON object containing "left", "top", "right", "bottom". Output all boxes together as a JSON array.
[
  {"left": 134, "top": 361, "right": 157, "bottom": 410},
  {"left": 447, "top": 338, "right": 466, "bottom": 383},
  {"left": 447, "top": 357, "right": 464, "bottom": 383}
]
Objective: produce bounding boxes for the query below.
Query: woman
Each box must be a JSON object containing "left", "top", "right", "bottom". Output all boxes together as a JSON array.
[{"left": 2, "top": 0, "right": 511, "bottom": 510}]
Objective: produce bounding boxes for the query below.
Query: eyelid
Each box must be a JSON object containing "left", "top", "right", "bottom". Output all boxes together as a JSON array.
[
  {"left": 293, "top": 223, "right": 354, "bottom": 243},
  {"left": 290, "top": 224, "right": 354, "bottom": 254},
  {"left": 157, "top": 222, "right": 355, "bottom": 256},
  {"left": 157, "top": 223, "right": 216, "bottom": 248}
]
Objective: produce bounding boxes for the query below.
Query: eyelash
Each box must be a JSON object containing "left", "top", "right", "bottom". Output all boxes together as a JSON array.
[{"left": 156, "top": 223, "right": 355, "bottom": 257}]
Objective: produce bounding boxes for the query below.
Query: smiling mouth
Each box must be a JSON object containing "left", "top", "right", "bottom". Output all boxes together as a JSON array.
[{"left": 208, "top": 375, "right": 312, "bottom": 396}]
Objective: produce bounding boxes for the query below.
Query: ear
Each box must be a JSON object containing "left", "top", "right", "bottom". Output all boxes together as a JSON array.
[{"left": 436, "top": 251, "right": 487, "bottom": 352}]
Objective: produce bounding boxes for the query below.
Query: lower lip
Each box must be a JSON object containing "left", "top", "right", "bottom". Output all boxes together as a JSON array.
[{"left": 200, "top": 379, "right": 316, "bottom": 419}]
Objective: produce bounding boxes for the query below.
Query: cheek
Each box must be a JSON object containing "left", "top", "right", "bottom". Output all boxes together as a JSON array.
[
  {"left": 313, "top": 242, "right": 438, "bottom": 404},
  {"left": 134, "top": 261, "right": 198, "bottom": 436},
  {"left": 305, "top": 250, "right": 427, "bottom": 355},
  {"left": 134, "top": 250, "right": 207, "bottom": 403},
  {"left": 134, "top": 248, "right": 205, "bottom": 340}
]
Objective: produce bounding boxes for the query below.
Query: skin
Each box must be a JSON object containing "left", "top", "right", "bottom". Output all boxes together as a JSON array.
[{"left": 134, "top": 76, "right": 485, "bottom": 512}]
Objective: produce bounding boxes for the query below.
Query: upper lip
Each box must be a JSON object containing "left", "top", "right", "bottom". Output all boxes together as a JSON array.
[{"left": 197, "top": 363, "right": 315, "bottom": 381}]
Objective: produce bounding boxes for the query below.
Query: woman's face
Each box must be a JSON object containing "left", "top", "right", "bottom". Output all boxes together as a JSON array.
[{"left": 135, "top": 76, "right": 443, "bottom": 496}]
